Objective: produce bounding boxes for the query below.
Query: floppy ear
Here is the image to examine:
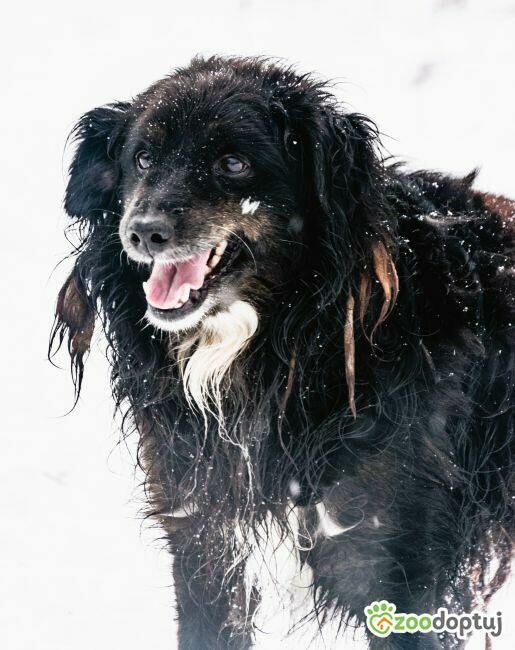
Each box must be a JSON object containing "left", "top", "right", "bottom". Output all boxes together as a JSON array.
[
  {"left": 276, "top": 93, "right": 397, "bottom": 414},
  {"left": 49, "top": 267, "right": 95, "bottom": 400},
  {"left": 281, "top": 94, "right": 390, "bottom": 292},
  {"left": 50, "top": 102, "right": 129, "bottom": 398},
  {"left": 64, "top": 102, "right": 130, "bottom": 220},
  {"left": 316, "top": 111, "right": 380, "bottom": 207},
  {"left": 303, "top": 107, "right": 384, "bottom": 251}
]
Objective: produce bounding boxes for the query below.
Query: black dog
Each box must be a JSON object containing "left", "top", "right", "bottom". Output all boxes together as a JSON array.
[{"left": 51, "top": 56, "right": 514, "bottom": 649}]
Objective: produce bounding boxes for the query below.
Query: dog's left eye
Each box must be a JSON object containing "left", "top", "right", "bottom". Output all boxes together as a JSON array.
[
  {"left": 216, "top": 155, "right": 250, "bottom": 176},
  {"left": 135, "top": 150, "right": 152, "bottom": 170}
]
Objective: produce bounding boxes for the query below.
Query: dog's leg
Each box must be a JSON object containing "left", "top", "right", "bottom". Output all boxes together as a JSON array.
[
  {"left": 172, "top": 546, "right": 254, "bottom": 650},
  {"left": 306, "top": 470, "right": 468, "bottom": 649},
  {"left": 307, "top": 532, "right": 454, "bottom": 649}
]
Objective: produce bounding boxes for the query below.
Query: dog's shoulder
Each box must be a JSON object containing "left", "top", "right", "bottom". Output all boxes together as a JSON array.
[{"left": 384, "top": 167, "right": 514, "bottom": 336}]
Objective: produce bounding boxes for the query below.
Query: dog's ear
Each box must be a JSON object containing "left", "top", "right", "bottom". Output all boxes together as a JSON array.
[
  {"left": 300, "top": 107, "right": 382, "bottom": 238},
  {"left": 308, "top": 109, "right": 381, "bottom": 226},
  {"left": 49, "top": 266, "right": 95, "bottom": 401},
  {"left": 273, "top": 88, "right": 384, "bottom": 231},
  {"left": 278, "top": 93, "right": 387, "bottom": 296},
  {"left": 65, "top": 102, "right": 130, "bottom": 220},
  {"left": 274, "top": 93, "right": 396, "bottom": 414},
  {"left": 51, "top": 102, "right": 129, "bottom": 399}
]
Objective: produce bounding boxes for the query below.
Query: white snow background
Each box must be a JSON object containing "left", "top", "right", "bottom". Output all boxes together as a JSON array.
[{"left": 0, "top": 0, "right": 513, "bottom": 648}]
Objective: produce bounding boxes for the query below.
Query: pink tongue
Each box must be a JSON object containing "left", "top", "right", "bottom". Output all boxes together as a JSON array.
[{"left": 144, "top": 250, "right": 212, "bottom": 309}]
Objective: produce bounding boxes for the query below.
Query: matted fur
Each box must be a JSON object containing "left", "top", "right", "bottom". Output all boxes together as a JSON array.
[{"left": 50, "top": 56, "right": 514, "bottom": 650}]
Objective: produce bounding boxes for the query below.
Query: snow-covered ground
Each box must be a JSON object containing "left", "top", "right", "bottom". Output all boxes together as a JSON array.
[{"left": 1, "top": 0, "right": 513, "bottom": 648}]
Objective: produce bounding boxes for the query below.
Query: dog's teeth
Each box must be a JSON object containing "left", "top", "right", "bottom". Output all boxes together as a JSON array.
[
  {"left": 181, "top": 286, "right": 191, "bottom": 304},
  {"left": 142, "top": 281, "right": 149, "bottom": 295},
  {"left": 215, "top": 240, "right": 227, "bottom": 256},
  {"left": 209, "top": 254, "right": 221, "bottom": 269},
  {"left": 204, "top": 265, "right": 211, "bottom": 276}
]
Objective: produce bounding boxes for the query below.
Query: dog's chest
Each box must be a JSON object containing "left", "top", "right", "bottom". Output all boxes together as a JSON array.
[{"left": 241, "top": 508, "right": 368, "bottom": 649}]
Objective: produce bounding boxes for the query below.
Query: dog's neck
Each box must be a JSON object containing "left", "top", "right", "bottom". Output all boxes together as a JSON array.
[{"left": 172, "top": 300, "right": 259, "bottom": 426}]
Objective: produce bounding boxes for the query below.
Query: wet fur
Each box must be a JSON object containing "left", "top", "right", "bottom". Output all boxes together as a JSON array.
[{"left": 50, "top": 56, "right": 514, "bottom": 649}]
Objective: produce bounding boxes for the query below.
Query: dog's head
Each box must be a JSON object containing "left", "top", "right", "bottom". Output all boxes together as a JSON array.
[
  {"left": 60, "top": 58, "right": 384, "bottom": 337},
  {"left": 54, "top": 57, "right": 394, "bottom": 412}
]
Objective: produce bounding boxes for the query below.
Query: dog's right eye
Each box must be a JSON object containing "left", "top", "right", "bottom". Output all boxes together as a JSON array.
[{"left": 135, "top": 150, "right": 152, "bottom": 170}]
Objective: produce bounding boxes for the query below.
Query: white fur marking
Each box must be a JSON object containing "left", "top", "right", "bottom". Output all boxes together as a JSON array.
[
  {"left": 243, "top": 509, "right": 315, "bottom": 643},
  {"left": 240, "top": 198, "right": 260, "bottom": 215},
  {"left": 176, "top": 300, "right": 258, "bottom": 424},
  {"left": 246, "top": 509, "right": 364, "bottom": 649},
  {"left": 316, "top": 501, "right": 354, "bottom": 537}
]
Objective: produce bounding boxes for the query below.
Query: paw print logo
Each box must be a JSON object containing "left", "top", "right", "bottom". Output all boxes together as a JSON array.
[{"left": 365, "top": 600, "right": 396, "bottom": 637}]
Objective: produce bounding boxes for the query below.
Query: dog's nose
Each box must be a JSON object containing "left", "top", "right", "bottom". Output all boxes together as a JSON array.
[{"left": 127, "top": 217, "right": 174, "bottom": 255}]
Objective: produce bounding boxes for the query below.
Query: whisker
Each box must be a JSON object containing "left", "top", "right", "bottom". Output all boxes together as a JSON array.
[{"left": 216, "top": 226, "right": 258, "bottom": 273}]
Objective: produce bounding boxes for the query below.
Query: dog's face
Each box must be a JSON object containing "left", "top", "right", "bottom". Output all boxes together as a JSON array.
[
  {"left": 62, "top": 57, "right": 380, "bottom": 342},
  {"left": 111, "top": 75, "right": 305, "bottom": 332}
]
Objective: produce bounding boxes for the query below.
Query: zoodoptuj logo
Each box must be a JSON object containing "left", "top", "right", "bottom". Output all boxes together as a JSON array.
[
  {"left": 365, "top": 601, "right": 503, "bottom": 640},
  {"left": 365, "top": 601, "right": 397, "bottom": 637}
]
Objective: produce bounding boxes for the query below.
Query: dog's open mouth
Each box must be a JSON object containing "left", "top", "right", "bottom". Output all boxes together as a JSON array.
[{"left": 143, "top": 239, "right": 239, "bottom": 319}]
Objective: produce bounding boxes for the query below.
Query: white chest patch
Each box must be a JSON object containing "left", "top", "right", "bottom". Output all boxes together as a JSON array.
[{"left": 175, "top": 300, "right": 258, "bottom": 425}]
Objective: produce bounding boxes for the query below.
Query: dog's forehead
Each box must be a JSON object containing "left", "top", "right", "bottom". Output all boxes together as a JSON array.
[{"left": 130, "top": 76, "right": 272, "bottom": 146}]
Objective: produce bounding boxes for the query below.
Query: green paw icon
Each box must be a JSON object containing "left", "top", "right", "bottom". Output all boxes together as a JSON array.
[{"left": 365, "top": 600, "right": 396, "bottom": 637}]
